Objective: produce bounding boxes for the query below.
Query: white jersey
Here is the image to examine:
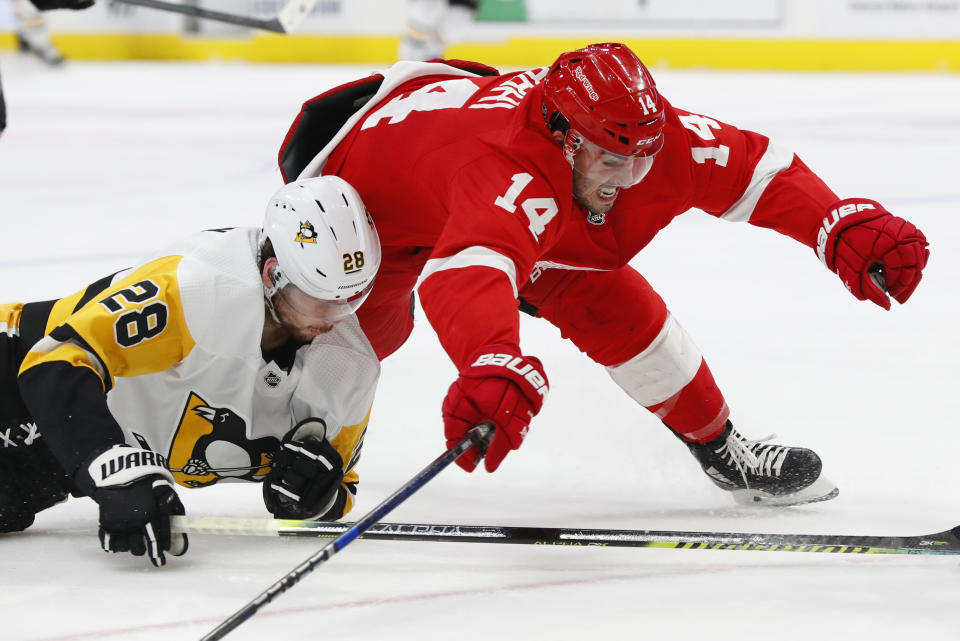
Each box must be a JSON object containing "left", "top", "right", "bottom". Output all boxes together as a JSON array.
[{"left": 21, "top": 228, "right": 379, "bottom": 510}]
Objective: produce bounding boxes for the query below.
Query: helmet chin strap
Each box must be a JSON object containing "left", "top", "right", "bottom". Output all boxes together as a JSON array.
[
  {"left": 264, "top": 292, "right": 282, "bottom": 325},
  {"left": 562, "top": 128, "right": 585, "bottom": 167},
  {"left": 263, "top": 264, "right": 287, "bottom": 325}
]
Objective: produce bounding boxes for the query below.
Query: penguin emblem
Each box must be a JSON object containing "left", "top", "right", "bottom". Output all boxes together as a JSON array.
[
  {"left": 167, "top": 392, "right": 279, "bottom": 487},
  {"left": 296, "top": 220, "right": 318, "bottom": 244}
]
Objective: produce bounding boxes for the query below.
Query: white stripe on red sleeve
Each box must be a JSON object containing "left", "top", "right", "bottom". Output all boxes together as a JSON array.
[
  {"left": 720, "top": 141, "right": 795, "bottom": 223},
  {"left": 606, "top": 314, "right": 703, "bottom": 406},
  {"left": 418, "top": 246, "right": 519, "bottom": 297}
]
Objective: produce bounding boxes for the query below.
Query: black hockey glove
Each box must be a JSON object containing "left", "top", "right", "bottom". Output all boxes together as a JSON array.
[
  {"left": 81, "top": 445, "right": 188, "bottom": 567},
  {"left": 264, "top": 418, "right": 344, "bottom": 520},
  {"left": 0, "top": 424, "right": 69, "bottom": 533},
  {"left": 29, "top": 0, "right": 95, "bottom": 10}
]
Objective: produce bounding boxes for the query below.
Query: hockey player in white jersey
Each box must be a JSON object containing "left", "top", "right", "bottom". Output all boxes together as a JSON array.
[{"left": 0, "top": 175, "right": 382, "bottom": 567}]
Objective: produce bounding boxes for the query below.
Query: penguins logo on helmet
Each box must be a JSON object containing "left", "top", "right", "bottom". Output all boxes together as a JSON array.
[{"left": 295, "top": 220, "right": 318, "bottom": 245}]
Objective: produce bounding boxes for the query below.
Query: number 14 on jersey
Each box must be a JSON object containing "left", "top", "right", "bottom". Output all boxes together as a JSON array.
[{"left": 494, "top": 173, "right": 558, "bottom": 241}]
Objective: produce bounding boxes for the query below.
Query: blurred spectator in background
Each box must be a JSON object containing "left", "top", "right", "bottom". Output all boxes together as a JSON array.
[
  {"left": 1, "top": 0, "right": 93, "bottom": 137},
  {"left": 398, "top": 0, "right": 478, "bottom": 61}
]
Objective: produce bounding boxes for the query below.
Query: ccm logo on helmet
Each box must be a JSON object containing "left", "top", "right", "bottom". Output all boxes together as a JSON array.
[
  {"left": 816, "top": 201, "right": 876, "bottom": 266},
  {"left": 471, "top": 352, "right": 549, "bottom": 398}
]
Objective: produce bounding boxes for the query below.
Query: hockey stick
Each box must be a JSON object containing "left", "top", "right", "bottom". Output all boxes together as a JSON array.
[
  {"left": 111, "top": 0, "right": 319, "bottom": 34},
  {"left": 174, "top": 515, "right": 960, "bottom": 556},
  {"left": 199, "top": 423, "right": 494, "bottom": 641}
]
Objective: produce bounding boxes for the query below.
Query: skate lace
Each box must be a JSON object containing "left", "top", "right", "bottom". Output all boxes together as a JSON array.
[{"left": 716, "top": 433, "right": 790, "bottom": 486}]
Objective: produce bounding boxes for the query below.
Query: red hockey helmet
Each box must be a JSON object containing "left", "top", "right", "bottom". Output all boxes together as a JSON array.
[{"left": 543, "top": 43, "right": 665, "bottom": 160}]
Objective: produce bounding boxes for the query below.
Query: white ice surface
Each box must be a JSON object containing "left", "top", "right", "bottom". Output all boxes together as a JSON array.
[{"left": 0, "top": 57, "right": 959, "bottom": 641}]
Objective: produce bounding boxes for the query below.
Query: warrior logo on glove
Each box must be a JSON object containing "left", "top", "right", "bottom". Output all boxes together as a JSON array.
[{"left": 83, "top": 445, "right": 188, "bottom": 568}]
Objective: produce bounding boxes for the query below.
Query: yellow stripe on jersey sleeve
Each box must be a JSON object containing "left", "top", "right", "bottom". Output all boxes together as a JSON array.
[
  {"left": 329, "top": 407, "right": 372, "bottom": 518},
  {"left": 20, "top": 255, "right": 197, "bottom": 390},
  {"left": 46, "top": 289, "right": 93, "bottom": 332},
  {"left": 0, "top": 303, "right": 23, "bottom": 336},
  {"left": 340, "top": 478, "right": 357, "bottom": 517},
  {"left": 329, "top": 407, "right": 371, "bottom": 475},
  {"left": 23, "top": 339, "right": 109, "bottom": 382}
]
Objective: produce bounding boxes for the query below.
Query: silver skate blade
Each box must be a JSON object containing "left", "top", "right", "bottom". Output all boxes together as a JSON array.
[{"left": 730, "top": 475, "right": 839, "bottom": 507}]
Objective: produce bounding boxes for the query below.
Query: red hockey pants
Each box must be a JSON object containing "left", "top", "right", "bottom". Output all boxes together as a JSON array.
[{"left": 357, "top": 257, "right": 729, "bottom": 443}]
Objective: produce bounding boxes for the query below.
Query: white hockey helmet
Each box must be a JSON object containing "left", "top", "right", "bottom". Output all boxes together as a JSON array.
[{"left": 260, "top": 175, "right": 381, "bottom": 322}]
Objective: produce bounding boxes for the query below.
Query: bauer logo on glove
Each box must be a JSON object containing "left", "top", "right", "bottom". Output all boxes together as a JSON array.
[
  {"left": 814, "top": 198, "right": 929, "bottom": 310},
  {"left": 470, "top": 351, "right": 549, "bottom": 398},
  {"left": 815, "top": 200, "right": 877, "bottom": 265},
  {"left": 444, "top": 343, "right": 549, "bottom": 473}
]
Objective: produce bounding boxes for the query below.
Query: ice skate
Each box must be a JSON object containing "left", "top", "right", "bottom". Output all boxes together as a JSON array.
[
  {"left": 398, "top": 31, "right": 444, "bottom": 61},
  {"left": 686, "top": 421, "right": 838, "bottom": 506},
  {"left": 16, "top": 31, "right": 64, "bottom": 66}
]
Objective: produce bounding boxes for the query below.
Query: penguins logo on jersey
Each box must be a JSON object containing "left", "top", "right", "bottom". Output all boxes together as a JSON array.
[
  {"left": 295, "top": 220, "right": 318, "bottom": 244},
  {"left": 167, "top": 392, "right": 279, "bottom": 488}
]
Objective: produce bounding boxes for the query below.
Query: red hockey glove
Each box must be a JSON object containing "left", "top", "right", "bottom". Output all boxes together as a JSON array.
[
  {"left": 816, "top": 198, "right": 929, "bottom": 310},
  {"left": 442, "top": 343, "right": 548, "bottom": 473}
]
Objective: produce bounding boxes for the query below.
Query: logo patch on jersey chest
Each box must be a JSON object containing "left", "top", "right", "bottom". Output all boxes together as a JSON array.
[{"left": 264, "top": 371, "right": 282, "bottom": 388}]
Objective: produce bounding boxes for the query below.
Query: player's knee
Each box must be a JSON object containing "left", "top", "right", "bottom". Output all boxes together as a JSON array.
[
  {"left": 0, "top": 468, "right": 39, "bottom": 533},
  {"left": 0, "top": 432, "right": 70, "bottom": 532}
]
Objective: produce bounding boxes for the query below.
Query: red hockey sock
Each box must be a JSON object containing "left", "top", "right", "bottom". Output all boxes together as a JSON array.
[{"left": 646, "top": 360, "right": 729, "bottom": 442}]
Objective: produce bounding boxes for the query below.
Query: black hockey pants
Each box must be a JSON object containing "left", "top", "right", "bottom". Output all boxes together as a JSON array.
[{"left": 0, "top": 303, "right": 69, "bottom": 533}]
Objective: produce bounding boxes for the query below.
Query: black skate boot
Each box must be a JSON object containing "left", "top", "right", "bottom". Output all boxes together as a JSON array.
[{"left": 686, "top": 421, "right": 838, "bottom": 506}]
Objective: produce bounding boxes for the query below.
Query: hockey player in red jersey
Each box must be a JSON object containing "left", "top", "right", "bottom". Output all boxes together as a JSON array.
[{"left": 278, "top": 43, "right": 929, "bottom": 506}]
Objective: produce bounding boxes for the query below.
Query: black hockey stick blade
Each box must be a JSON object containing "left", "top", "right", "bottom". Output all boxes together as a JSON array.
[
  {"left": 111, "top": 0, "right": 317, "bottom": 34},
  {"left": 175, "top": 516, "right": 960, "bottom": 556}
]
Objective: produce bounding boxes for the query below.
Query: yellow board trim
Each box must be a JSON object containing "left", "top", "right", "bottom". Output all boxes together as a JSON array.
[
  {"left": 451, "top": 38, "right": 960, "bottom": 72},
  {"left": 0, "top": 32, "right": 397, "bottom": 63},
  {"left": 1, "top": 33, "right": 958, "bottom": 70}
]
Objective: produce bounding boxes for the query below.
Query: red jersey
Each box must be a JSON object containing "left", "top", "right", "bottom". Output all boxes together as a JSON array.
[{"left": 309, "top": 61, "right": 839, "bottom": 368}]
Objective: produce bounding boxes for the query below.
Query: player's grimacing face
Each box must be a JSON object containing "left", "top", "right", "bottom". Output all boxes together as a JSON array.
[
  {"left": 272, "top": 289, "right": 337, "bottom": 340},
  {"left": 570, "top": 149, "right": 637, "bottom": 214},
  {"left": 261, "top": 257, "right": 356, "bottom": 341},
  {"left": 571, "top": 167, "right": 620, "bottom": 214},
  {"left": 558, "top": 131, "right": 655, "bottom": 215}
]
